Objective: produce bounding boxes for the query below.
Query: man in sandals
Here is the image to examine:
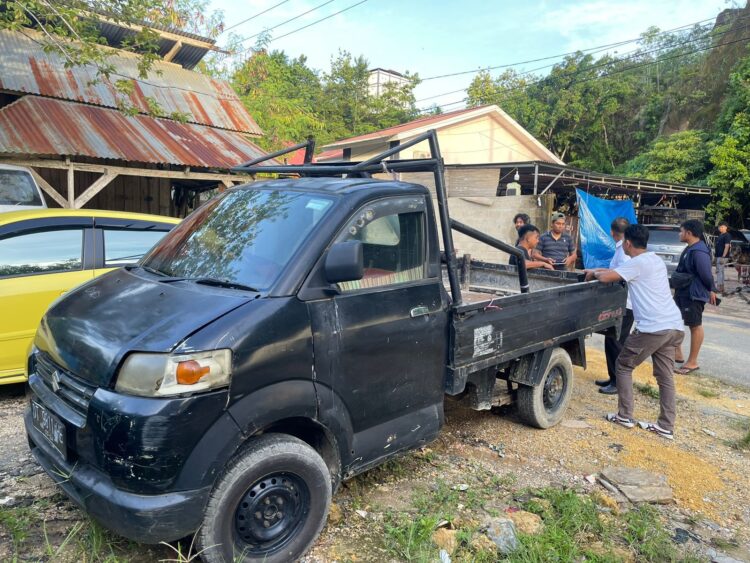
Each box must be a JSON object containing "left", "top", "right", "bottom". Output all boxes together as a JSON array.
[{"left": 587, "top": 224, "right": 684, "bottom": 440}]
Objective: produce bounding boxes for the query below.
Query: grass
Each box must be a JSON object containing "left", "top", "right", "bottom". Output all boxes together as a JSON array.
[
  {"left": 635, "top": 382, "right": 660, "bottom": 399},
  {"left": 696, "top": 387, "right": 720, "bottom": 399},
  {"left": 734, "top": 427, "right": 750, "bottom": 450},
  {"left": 622, "top": 505, "right": 677, "bottom": 562},
  {"left": 0, "top": 499, "right": 161, "bottom": 562},
  {"left": 380, "top": 482, "right": 695, "bottom": 563}
]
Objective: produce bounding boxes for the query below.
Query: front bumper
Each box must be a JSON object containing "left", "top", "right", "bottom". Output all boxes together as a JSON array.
[{"left": 25, "top": 407, "right": 210, "bottom": 543}]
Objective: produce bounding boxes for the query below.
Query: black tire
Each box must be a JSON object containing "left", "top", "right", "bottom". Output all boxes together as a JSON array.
[
  {"left": 198, "top": 433, "right": 332, "bottom": 563},
  {"left": 517, "top": 347, "right": 573, "bottom": 429}
]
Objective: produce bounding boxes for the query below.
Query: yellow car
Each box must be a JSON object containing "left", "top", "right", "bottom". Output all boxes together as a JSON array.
[{"left": 0, "top": 209, "right": 180, "bottom": 385}]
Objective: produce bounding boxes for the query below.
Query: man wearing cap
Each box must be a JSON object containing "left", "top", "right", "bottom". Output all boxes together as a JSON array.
[{"left": 534, "top": 212, "right": 577, "bottom": 271}]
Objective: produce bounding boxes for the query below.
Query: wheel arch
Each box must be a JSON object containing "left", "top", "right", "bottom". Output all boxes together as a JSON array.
[{"left": 256, "top": 417, "right": 342, "bottom": 490}]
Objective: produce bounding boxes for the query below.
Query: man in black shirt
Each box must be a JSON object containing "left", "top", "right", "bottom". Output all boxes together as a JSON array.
[
  {"left": 715, "top": 221, "right": 732, "bottom": 294},
  {"left": 510, "top": 225, "right": 554, "bottom": 270}
]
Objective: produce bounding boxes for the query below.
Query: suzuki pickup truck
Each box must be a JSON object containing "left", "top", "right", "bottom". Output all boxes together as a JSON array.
[{"left": 24, "top": 132, "right": 627, "bottom": 562}]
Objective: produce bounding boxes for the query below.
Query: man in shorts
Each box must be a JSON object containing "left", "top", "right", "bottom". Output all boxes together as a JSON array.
[
  {"left": 673, "top": 220, "right": 717, "bottom": 375},
  {"left": 589, "top": 224, "right": 684, "bottom": 440}
]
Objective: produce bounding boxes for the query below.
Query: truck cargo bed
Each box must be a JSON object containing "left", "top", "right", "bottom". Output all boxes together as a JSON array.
[{"left": 445, "top": 258, "right": 627, "bottom": 395}]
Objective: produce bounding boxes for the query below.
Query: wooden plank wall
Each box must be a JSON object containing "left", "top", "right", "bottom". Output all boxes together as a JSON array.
[{"left": 35, "top": 167, "right": 175, "bottom": 216}]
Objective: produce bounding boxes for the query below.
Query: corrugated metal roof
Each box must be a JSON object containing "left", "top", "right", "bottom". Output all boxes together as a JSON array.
[
  {"left": 95, "top": 21, "right": 215, "bottom": 70},
  {"left": 0, "top": 96, "right": 268, "bottom": 169},
  {"left": 0, "top": 29, "right": 261, "bottom": 135}
]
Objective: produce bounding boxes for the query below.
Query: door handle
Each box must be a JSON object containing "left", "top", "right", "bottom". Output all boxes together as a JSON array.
[{"left": 410, "top": 306, "right": 430, "bottom": 318}]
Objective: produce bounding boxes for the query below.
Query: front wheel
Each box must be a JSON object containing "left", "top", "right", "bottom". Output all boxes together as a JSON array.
[
  {"left": 198, "top": 434, "right": 332, "bottom": 563},
  {"left": 517, "top": 347, "right": 574, "bottom": 429}
]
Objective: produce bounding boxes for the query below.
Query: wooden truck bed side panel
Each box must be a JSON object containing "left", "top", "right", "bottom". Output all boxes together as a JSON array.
[{"left": 445, "top": 280, "right": 626, "bottom": 394}]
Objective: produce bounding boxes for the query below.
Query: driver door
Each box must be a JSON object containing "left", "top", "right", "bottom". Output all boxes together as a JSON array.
[{"left": 307, "top": 196, "right": 447, "bottom": 474}]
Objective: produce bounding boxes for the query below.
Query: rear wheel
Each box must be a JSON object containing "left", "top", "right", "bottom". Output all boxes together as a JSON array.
[
  {"left": 517, "top": 347, "right": 573, "bottom": 429},
  {"left": 198, "top": 434, "right": 332, "bottom": 563}
]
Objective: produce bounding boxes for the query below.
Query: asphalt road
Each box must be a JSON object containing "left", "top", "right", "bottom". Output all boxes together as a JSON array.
[{"left": 590, "top": 311, "right": 750, "bottom": 389}]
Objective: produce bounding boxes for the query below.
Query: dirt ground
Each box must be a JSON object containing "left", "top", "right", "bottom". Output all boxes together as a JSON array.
[{"left": 1, "top": 349, "right": 749, "bottom": 562}]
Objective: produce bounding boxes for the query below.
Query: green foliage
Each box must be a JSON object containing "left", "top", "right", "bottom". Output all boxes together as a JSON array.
[
  {"left": 635, "top": 382, "right": 661, "bottom": 399},
  {"left": 232, "top": 49, "right": 420, "bottom": 150},
  {"left": 623, "top": 505, "right": 677, "bottom": 562},
  {"left": 707, "top": 54, "right": 750, "bottom": 224},
  {"left": 621, "top": 130, "right": 710, "bottom": 184}
]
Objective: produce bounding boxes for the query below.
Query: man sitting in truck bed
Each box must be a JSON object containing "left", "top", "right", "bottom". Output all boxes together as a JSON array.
[{"left": 509, "top": 224, "right": 555, "bottom": 271}]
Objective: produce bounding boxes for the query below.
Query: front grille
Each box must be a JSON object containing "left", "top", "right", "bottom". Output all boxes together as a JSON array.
[{"left": 35, "top": 353, "right": 96, "bottom": 419}]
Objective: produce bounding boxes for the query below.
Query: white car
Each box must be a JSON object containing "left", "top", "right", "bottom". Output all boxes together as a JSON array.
[{"left": 0, "top": 164, "right": 47, "bottom": 212}]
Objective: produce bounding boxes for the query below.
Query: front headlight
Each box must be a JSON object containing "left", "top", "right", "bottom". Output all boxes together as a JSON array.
[{"left": 115, "top": 349, "right": 232, "bottom": 397}]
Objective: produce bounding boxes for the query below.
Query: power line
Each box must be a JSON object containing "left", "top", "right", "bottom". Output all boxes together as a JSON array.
[
  {"left": 235, "top": 0, "right": 337, "bottom": 45},
  {"left": 420, "top": 14, "right": 724, "bottom": 82},
  {"left": 418, "top": 17, "right": 749, "bottom": 110},
  {"left": 270, "top": 0, "right": 369, "bottom": 42},
  {"left": 420, "top": 31, "right": 750, "bottom": 114},
  {"left": 223, "top": 0, "right": 293, "bottom": 33}
]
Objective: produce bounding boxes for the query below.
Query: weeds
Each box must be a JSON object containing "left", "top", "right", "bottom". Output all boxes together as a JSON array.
[
  {"left": 635, "top": 383, "right": 660, "bottom": 399},
  {"left": 623, "top": 505, "right": 676, "bottom": 562},
  {"left": 696, "top": 388, "right": 720, "bottom": 399}
]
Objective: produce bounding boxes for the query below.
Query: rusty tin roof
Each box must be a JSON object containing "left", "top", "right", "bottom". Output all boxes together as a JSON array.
[
  {"left": 0, "top": 96, "right": 268, "bottom": 169},
  {"left": 0, "top": 29, "right": 261, "bottom": 136}
]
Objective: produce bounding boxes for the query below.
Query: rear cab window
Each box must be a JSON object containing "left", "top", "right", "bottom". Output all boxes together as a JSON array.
[{"left": 0, "top": 169, "right": 43, "bottom": 206}]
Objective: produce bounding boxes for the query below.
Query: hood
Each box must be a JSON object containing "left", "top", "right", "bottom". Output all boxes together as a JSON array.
[{"left": 35, "top": 268, "right": 254, "bottom": 387}]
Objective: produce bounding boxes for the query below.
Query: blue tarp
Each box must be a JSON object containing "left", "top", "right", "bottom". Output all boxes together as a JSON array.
[{"left": 576, "top": 189, "right": 637, "bottom": 269}]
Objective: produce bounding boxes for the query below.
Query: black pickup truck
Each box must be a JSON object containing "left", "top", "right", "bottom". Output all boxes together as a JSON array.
[{"left": 24, "top": 131, "right": 626, "bottom": 562}]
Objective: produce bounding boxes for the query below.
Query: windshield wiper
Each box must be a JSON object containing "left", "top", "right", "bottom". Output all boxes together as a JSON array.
[
  {"left": 140, "top": 265, "right": 167, "bottom": 276},
  {"left": 191, "top": 278, "right": 260, "bottom": 292}
]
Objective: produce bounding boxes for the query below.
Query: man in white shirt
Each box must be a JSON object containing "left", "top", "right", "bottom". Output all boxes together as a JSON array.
[
  {"left": 588, "top": 224, "right": 684, "bottom": 440},
  {"left": 593, "top": 218, "right": 635, "bottom": 395}
]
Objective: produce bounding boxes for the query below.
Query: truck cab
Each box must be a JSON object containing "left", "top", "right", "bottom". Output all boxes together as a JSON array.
[
  {"left": 24, "top": 132, "right": 626, "bottom": 563},
  {"left": 0, "top": 164, "right": 47, "bottom": 212}
]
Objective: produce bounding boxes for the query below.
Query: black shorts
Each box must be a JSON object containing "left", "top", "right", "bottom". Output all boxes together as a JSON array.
[{"left": 674, "top": 294, "right": 705, "bottom": 327}]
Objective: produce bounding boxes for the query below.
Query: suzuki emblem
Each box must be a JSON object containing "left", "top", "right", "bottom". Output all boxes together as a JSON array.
[{"left": 50, "top": 370, "right": 61, "bottom": 393}]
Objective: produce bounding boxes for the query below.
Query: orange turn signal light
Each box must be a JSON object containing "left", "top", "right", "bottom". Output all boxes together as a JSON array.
[{"left": 176, "top": 360, "right": 210, "bottom": 385}]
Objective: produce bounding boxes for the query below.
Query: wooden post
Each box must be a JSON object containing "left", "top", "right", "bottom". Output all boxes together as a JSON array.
[
  {"left": 66, "top": 158, "right": 75, "bottom": 208},
  {"left": 74, "top": 171, "right": 118, "bottom": 208},
  {"left": 29, "top": 168, "right": 69, "bottom": 208}
]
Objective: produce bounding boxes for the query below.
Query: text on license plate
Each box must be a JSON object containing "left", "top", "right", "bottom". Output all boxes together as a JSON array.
[{"left": 31, "top": 400, "right": 67, "bottom": 458}]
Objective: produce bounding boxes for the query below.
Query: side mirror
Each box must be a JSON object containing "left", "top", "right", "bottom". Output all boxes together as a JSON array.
[{"left": 325, "top": 241, "right": 363, "bottom": 284}]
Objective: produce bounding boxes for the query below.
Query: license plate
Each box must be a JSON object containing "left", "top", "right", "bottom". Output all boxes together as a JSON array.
[{"left": 31, "top": 400, "right": 67, "bottom": 459}]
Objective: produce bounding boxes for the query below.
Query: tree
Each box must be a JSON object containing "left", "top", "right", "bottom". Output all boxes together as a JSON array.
[
  {"left": 621, "top": 130, "right": 710, "bottom": 184},
  {"left": 232, "top": 48, "right": 326, "bottom": 150}
]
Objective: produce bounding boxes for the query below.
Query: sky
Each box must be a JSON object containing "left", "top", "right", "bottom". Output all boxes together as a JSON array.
[{"left": 208, "top": 0, "right": 734, "bottom": 111}]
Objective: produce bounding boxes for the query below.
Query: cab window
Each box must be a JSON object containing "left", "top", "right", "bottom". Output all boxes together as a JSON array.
[
  {"left": 0, "top": 229, "right": 83, "bottom": 277},
  {"left": 103, "top": 228, "right": 169, "bottom": 266},
  {"left": 337, "top": 198, "right": 427, "bottom": 292}
]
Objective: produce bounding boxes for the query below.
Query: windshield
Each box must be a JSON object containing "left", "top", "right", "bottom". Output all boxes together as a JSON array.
[
  {"left": 142, "top": 189, "right": 334, "bottom": 290},
  {"left": 647, "top": 227, "right": 682, "bottom": 246},
  {"left": 0, "top": 169, "right": 43, "bottom": 206}
]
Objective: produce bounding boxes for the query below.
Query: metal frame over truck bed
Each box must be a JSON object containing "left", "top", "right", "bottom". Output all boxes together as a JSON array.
[{"left": 234, "top": 130, "right": 627, "bottom": 427}]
